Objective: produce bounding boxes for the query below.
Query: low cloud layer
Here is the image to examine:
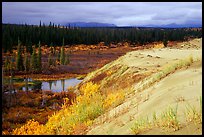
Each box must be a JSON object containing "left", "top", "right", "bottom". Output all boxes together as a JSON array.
[{"left": 2, "top": 2, "right": 202, "bottom": 26}]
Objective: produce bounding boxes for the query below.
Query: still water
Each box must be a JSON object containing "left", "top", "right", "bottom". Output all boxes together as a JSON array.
[
  {"left": 42, "top": 78, "right": 82, "bottom": 92},
  {"left": 21, "top": 78, "right": 82, "bottom": 92}
]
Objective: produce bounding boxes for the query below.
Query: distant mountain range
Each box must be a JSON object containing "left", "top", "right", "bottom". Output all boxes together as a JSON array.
[
  {"left": 63, "top": 22, "right": 117, "bottom": 27},
  {"left": 63, "top": 22, "right": 201, "bottom": 28},
  {"left": 138, "top": 23, "right": 202, "bottom": 28}
]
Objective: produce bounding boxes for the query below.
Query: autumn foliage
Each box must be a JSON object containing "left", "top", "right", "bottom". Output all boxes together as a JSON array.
[
  {"left": 12, "top": 119, "right": 45, "bottom": 135},
  {"left": 103, "top": 91, "right": 125, "bottom": 110},
  {"left": 11, "top": 81, "right": 126, "bottom": 135},
  {"left": 2, "top": 89, "right": 76, "bottom": 135}
]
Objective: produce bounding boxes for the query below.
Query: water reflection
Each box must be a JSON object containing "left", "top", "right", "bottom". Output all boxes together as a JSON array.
[
  {"left": 21, "top": 81, "right": 42, "bottom": 91},
  {"left": 49, "top": 81, "right": 52, "bottom": 90},
  {"left": 34, "top": 82, "right": 43, "bottom": 90},
  {"left": 61, "top": 79, "right": 65, "bottom": 91},
  {"left": 4, "top": 77, "right": 82, "bottom": 93},
  {"left": 25, "top": 78, "right": 28, "bottom": 92},
  {"left": 41, "top": 78, "right": 82, "bottom": 92}
]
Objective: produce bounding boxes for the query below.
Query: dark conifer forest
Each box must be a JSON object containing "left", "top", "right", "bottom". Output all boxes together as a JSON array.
[{"left": 2, "top": 23, "right": 202, "bottom": 53}]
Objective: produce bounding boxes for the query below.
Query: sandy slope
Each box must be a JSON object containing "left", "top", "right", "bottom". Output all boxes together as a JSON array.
[
  {"left": 86, "top": 38, "right": 202, "bottom": 135},
  {"left": 87, "top": 61, "right": 202, "bottom": 135}
]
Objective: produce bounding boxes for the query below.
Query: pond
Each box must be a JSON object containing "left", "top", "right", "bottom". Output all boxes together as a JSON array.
[
  {"left": 3, "top": 77, "right": 83, "bottom": 92},
  {"left": 38, "top": 78, "right": 82, "bottom": 92}
]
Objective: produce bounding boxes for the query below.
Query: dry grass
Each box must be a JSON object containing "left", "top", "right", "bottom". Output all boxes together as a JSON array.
[
  {"left": 158, "top": 105, "right": 180, "bottom": 131},
  {"left": 131, "top": 105, "right": 180, "bottom": 134},
  {"left": 135, "top": 54, "right": 195, "bottom": 93},
  {"left": 131, "top": 116, "right": 151, "bottom": 134},
  {"left": 185, "top": 96, "right": 202, "bottom": 125},
  {"left": 131, "top": 97, "right": 202, "bottom": 134}
]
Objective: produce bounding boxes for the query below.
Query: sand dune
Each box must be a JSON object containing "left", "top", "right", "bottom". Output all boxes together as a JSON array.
[{"left": 86, "top": 38, "right": 202, "bottom": 135}]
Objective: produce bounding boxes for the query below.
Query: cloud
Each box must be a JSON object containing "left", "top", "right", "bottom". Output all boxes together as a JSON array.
[
  {"left": 150, "top": 2, "right": 202, "bottom": 25},
  {"left": 2, "top": 2, "right": 202, "bottom": 26}
]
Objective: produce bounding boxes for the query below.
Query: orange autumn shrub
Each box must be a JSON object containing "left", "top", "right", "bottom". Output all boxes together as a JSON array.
[
  {"left": 12, "top": 81, "right": 127, "bottom": 135},
  {"left": 3, "top": 89, "right": 77, "bottom": 135},
  {"left": 12, "top": 119, "right": 45, "bottom": 135}
]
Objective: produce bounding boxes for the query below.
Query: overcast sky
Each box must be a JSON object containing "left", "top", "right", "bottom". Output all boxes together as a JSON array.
[{"left": 2, "top": 2, "right": 202, "bottom": 26}]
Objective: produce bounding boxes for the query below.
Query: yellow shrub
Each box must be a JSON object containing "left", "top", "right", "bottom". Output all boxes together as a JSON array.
[
  {"left": 12, "top": 119, "right": 45, "bottom": 135},
  {"left": 154, "top": 43, "right": 164, "bottom": 49},
  {"left": 12, "top": 82, "right": 104, "bottom": 135},
  {"left": 103, "top": 92, "right": 125, "bottom": 109},
  {"left": 80, "top": 82, "right": 100, "bottom": 97},
  {"left": 84, "top": 119, "right": 93, "bottom": 127},
  {"left": 45, "top": 110, "right": 73, "bottom": 134}
]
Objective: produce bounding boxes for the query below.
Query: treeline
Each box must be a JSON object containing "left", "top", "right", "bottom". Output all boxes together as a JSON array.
[
  {"left": 3, "top": 38, "right": 69, "bottom": 75},
  {"left": 2, "top": 22, "right": 202, "bottom": 53}
]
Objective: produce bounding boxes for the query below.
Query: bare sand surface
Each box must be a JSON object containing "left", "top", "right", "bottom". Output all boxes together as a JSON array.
[{"left": 86, "top": 38, "right": 202, "bottom": 135}]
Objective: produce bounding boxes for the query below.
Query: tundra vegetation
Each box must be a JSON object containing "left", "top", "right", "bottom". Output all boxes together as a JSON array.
[
  {"left": 10, "top": 54, "right": 201, "bottom": 135},
  {"left": 2, "top": 23, "right": 202, "bottom": 135}
]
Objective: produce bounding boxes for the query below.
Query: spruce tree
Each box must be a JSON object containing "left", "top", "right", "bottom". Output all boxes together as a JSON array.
[
  {"left": 37, "top": 41, "right": 42, "bottom": 71},
  {"left": 4, "top": 57, "right": 10, "bottom": 74},
  {"left": 60, "top": 38, "right": 65, "bottom": 65},
  {"left": 39, "top": 20, "right": 42, "bottom": 27},
  {"left": 31, "top": 46, "right": 37, "bottom": 72},
  {"left": 16, "top": 38, "right": 24, "bottom": 71},
  {"left": 57, "top": 52, "right": 60, "bottom": 62},
  {"left": 163, "top": 32, "right": 168, "bottom": 47},
  {"left": 28, "top": 41, "right": 33, "bottom": 54},
  {"left": 65, "top": 53, "right": 70, "bottom": 65},
  {"left": 62, "top": 37, "right": 65, "bottom": 46},
  {"left": 10, "top": 56, "right": 15, "bottom": 77},
  {"left": 163, "top": 39, "right": 168, "bottom": 47},
  {"left": 60, "top": 47, "right": 65, "bottom": 65},
  {"left": 24, "top": 52, "right": 29, "bottom": 72}
]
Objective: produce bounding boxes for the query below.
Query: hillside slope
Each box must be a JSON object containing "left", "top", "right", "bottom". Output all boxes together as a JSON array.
[
  {"left": 78, "top": 38, "right": 202, "bottom": 135},
  {"left": 10, "top": 38, "right": 202, "bottom": 135},
  {"left": 87, "top": 61, "right": 202, "bottom": 135}
]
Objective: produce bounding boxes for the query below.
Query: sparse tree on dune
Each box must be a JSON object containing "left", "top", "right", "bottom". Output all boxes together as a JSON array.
[
  {"left": 163, "top": 33, "right": 168, "bottom": 47},
  {"left": 163, "top": 39, "right": 168, "bottom": 47}
]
